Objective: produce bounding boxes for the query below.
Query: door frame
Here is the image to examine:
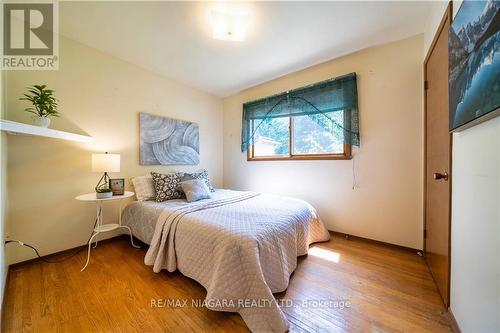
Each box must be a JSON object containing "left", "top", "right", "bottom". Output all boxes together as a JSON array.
[{"left": 423, "top": 1, "right": 453, "bottom": 308}]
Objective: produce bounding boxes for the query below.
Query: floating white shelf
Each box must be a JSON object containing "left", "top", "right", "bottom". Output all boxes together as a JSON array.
[{"left": 0, "top": 119, "right": 93, "bottom": 143}]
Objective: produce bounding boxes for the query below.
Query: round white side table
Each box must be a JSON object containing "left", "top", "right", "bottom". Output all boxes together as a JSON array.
[{"left": 75, "top": 191, "right": 140, "bottom": 271}]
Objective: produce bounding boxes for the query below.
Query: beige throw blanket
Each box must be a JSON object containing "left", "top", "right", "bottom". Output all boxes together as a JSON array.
[{"left": 144, "top": 190, "right": 330, "bottom": 332}]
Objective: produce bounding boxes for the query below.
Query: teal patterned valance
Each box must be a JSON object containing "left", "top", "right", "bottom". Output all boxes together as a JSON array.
[{"left": 241, "top": 73, "right": 359, "bottom": 152}]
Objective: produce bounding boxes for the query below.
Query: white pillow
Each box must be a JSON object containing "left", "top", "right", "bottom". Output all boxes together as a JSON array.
[{"left": 131, "top": 175, "right": 155, "bottom": 201}]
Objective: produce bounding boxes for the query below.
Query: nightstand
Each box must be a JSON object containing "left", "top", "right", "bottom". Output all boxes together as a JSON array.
[{"left": 75, "top": 191, "right": 140, "bottom": 271}]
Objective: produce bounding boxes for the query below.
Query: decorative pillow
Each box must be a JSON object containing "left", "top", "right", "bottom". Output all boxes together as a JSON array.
[
  {"left": 151, "top": 172, "right": 185, "bottom": 202},
  {"left": 131, "top": 175, "right": 155, "bottom": 201},
  {"left": 180, "top": 179, "right": 211, "bottom": 203},
  {"left": 178, "top": 169, "right": 215, "bottom": 192}
]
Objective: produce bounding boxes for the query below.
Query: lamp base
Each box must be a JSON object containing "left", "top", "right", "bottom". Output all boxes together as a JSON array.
[{"left": 95, "top": 172, "right": 110, "bottom": 192}]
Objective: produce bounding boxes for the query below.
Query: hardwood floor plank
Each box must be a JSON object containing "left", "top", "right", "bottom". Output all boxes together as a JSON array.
[{"left": 2, "top": 234, "right": 452, "bottom": 332}]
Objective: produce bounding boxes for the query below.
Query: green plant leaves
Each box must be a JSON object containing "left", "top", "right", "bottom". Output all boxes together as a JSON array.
[{"left": 18, "top": 84, "right": 59, "bottom": 118}]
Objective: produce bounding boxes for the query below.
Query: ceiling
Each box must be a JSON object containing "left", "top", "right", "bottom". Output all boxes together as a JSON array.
[{"left": 60, "top": 1, "right": 432, "bottom": 97}]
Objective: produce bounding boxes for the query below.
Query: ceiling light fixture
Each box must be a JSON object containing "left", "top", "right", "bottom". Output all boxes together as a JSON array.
[{"left": 211, "top": 9, "right": 249, "bottom": 42}]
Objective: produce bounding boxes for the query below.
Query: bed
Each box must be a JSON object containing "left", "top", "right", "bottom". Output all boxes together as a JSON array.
[{"left": 121, "top": 189, "right": 330, "bottom": 332}]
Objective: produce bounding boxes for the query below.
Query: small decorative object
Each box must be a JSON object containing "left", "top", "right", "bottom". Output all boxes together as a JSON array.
[
  {"left": 19, "top": 84, "right": 59, "bottom": 128},
  {"left": 92, "top": 152, "right": 120, "bottom": 194},
  {"left": 109, "top": 178, "right": 125, "bottom": 196},
  {"left": 95, "top": 188, "right": 113, "bottom": 199},
  {"left": 449, "top": 0, "right": 500, "bottom": 131},
  {"left": 140, "top": 113, "right": 200, "bottom": 165}
]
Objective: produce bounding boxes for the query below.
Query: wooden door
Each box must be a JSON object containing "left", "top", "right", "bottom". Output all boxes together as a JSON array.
[{"left": 424, "top": 2, "right": 452, "bottom": 307}]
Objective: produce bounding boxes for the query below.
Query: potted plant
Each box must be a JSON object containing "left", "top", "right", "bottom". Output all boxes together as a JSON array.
[
  {"left": 95, "top": 188, "right": 113, "bottom": 199},
  {"left": 19, "top": 85, "right": 59, "bottom": 128}
]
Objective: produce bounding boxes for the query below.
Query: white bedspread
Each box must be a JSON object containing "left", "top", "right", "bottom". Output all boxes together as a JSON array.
[{"left": 127, "top": 190, "right": 330, "bottom": 332}]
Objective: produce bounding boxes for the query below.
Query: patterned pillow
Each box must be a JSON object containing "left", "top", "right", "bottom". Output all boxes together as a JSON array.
[
  {"left": 178, "top": 169, "right": 215, "bottom": 192},
  {"left": 131, "top": 175, "right": 155, "bottom": 201},
  {"left": 151, "top": 172, "right": 185, "bottom": 202}
]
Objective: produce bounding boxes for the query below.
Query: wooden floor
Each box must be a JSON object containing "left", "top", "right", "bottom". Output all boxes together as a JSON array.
[{"left": 2, "top": 233, "right": 452, "bottom": 332}]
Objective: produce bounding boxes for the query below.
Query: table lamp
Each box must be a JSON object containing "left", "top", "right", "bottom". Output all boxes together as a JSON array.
[{"left": 92, "top": 152, "right": 120, "bottom": 196}]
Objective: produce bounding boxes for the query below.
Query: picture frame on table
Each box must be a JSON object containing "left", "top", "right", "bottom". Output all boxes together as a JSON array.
[{"left": 109, "top": 178, "right": 125, "bottom": 196}]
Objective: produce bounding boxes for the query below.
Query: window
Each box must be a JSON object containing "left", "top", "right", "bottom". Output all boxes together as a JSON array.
[
  {"left": 241, "top": 73, "right": 359, "bottom": 158},
  {"left": 248, "top": 111, "right": 351, "bottom": 161}
]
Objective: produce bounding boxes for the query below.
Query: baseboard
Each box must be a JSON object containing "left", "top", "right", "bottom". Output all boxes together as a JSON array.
[
  {"left": 8, "top": 235, "right": 125, "bottom": 269},
  {"left": 448, "top": 308, "right": 461, "bottom": 333},
  {"left": 330, "top": 231, "right": 421, "bottom": 254}
]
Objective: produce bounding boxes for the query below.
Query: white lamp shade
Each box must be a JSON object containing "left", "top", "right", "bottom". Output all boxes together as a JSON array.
[{"left": 92, "top": 153, "right": 120, "bottom": 173}]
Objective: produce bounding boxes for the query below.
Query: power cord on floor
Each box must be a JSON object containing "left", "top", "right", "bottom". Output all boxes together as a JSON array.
[{"left": 5, "top": 207, "right": 100, "bottom": 264}]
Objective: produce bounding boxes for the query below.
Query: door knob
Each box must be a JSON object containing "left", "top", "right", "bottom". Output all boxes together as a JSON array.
[{"left": 433, "top": 172, "right": 448, "bottom": 181}]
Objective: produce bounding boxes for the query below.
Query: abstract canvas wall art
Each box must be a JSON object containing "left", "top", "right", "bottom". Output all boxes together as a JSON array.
[
  {"left": 449, "top": 0, "right": 500, "bottom": 130},
  {"left": 140, "top": 113, "right": 200, "bottom": 165}
]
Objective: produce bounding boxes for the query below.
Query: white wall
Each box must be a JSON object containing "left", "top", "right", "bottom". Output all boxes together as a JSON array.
[
  {"left": 4, "top": 36, "right": 223, "bottom": 264},
  {"left": 424, "top": 1, "right": 500, "bottom": 331},
  {"left": 223, "top": 35, "right": 424, "bottom": 250},
  {"left": 451, "top": 118, "right": 500, "bottom": 332}
]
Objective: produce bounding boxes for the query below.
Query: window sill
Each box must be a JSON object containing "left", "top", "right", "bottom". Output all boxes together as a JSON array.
[
  {"left": 247, "top": 153, "right": 352, "bottom": 161},
  {"left": 247, "top": 144, "right": 352, "bottom": 161}
]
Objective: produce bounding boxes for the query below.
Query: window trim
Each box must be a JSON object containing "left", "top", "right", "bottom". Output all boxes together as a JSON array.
[{"left": 247, "top": 116, "right": 352, "bottom": 161}]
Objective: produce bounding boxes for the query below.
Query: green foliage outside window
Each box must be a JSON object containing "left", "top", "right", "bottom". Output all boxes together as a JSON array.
[{"left": 253, "top": 111, "right": 344, "bottom": 155}]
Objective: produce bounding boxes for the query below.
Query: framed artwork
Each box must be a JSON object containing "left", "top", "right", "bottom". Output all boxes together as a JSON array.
[
  {"left": 109, "top": 178, "right": 125, "bottom": 196},
  {"left": 139, "top": 113, "right": 200, "bottom": 165},
  {"left": 449, "top": 0, "right": 500, "bottom": 131}
]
